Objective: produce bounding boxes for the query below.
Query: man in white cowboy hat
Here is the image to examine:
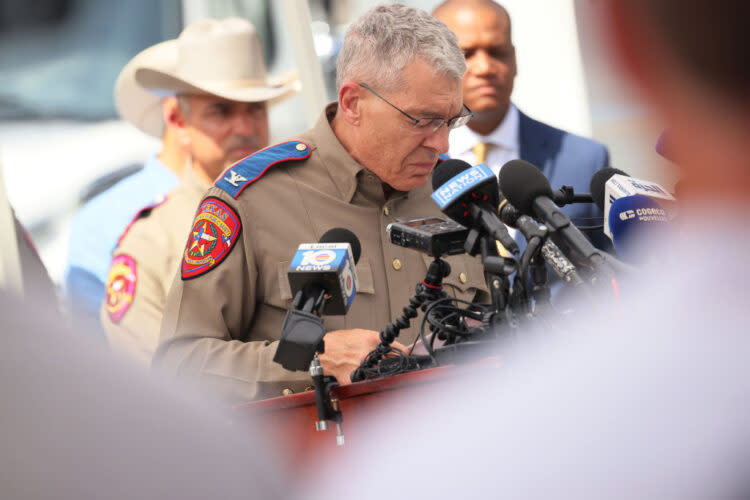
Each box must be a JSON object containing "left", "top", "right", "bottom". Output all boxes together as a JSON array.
[
  {"left": 100, "top": 17, "right": 299, "bottom": 365},
  {"left": 154, "top": 4, "right": 489, "bottom": 404},
  {"left": 63, "top": 40, "right": 187, "bottom": 336}
]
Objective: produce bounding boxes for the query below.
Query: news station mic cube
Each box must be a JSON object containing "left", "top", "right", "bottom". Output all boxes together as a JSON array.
[
  {"left": 288, "top": 243, "right": 358, "bottom": 315},
  {"left": 604, "top": 174, "right": 676, "bottom": 240}
]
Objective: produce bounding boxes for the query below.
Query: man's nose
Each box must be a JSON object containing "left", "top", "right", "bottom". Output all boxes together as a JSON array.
[
  {"left": 422, "top": 124, "right": 451, "bottom": 155},
  {"left": 232, "top": 112, "right": 262, "bottom": 136},
  {"left": 469, "top": 50, "right": 493, "bottom": 75}
]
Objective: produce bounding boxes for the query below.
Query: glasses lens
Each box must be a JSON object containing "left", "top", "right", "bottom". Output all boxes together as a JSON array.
[
  {"left": 414, "top": 118, "right": 446, "bottom": 132},
  {"left": 448, "top": 114, "right": 470, "bottom": 130}
]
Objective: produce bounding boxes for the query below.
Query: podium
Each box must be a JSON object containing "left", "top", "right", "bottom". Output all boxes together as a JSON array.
[{"left": 233, "top": 361, "right": 498, "bottom": 469}]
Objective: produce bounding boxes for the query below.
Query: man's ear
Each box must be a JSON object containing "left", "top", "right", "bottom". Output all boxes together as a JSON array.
[
  {"left": 337, "top": 82, "right": 362, "bottom": 126},
  {"left": 163, "top": 97, "right": 184, "bottom": 128},
  {"left": 163, "top": 96, "right": 191, "bottom": 146}
]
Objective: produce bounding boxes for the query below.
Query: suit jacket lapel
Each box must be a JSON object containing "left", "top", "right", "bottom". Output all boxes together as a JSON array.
[{"left": 519, "top": 111, "right": 551, "bottom": 174}]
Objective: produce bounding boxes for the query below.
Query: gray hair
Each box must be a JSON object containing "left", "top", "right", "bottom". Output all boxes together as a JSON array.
[{"left": 336, "top": 4, "right": 466, "bottom": 92}]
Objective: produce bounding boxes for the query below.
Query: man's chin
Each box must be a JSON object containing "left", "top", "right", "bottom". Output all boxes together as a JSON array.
[
  {"left": 466, "top": 95, "right": 506, "bottom": 113},
  {"left": 391, "top": 174, "right": 431, "bottom": 192}
]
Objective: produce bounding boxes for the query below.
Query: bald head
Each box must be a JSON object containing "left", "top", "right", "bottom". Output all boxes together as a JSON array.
[
  {"left": 433, "top": 0, "right": 510, "bottom": 32},
  {"left": 433, "top": 0, "right": 517, "bottom": 135}
]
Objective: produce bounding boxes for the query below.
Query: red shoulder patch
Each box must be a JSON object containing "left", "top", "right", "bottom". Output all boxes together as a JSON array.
[
  {"left": 105, "top": 254, "right": 137, "bottom": 323},
  {"left": 181, "top": 197, "right": 242, "bottom": 280}
]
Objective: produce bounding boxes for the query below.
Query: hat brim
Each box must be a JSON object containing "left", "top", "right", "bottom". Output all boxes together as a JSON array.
[
  {"left": 114, "top": 40, "right": 178, "bottom": 138},
  {"left": 135, "top": 68, "right": 300, "bottom": 107}
]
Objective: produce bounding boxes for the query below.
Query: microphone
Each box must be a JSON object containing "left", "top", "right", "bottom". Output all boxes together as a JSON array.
[
  {"left": 499, "top": 159, "right": 614, "bottom": 277},
  {"left": 590, "top": 167, "right": 629, "bottom": 212},
  {"left": 287, "top": 228, "right": 361, "bottom": 316},
  {"left": 498, "top": 198, "right": 583, "bottom": 286},
  {"left": 431, "top": 159, "right": 519, "bottom": 255},
  {"left": 274, "top": 228, "right": 361, "bottom": 372},
  {"left": 607, "top": 195, "right": 671, "bottom": 263},
  {"left": 589, "top": 168, "right": 676, "bottom": 242}
]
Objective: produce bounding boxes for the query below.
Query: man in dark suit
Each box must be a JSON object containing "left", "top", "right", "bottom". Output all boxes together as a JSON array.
[{"left": 434, "top": 0, "right": 609, "bottom": 245}]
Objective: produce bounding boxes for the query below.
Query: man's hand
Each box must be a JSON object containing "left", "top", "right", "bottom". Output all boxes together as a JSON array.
[{"left": 318, "top": 329, "right": 407, "bottom": 384}]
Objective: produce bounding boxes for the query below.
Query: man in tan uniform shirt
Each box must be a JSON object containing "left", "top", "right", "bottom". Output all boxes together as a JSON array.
[
  {"left": 101, "top": 18, "right": 299, "bottom": 364},
  {"left": 155, "top": 5, "right": 489, "bottom": 404},
  {"left": 102, "top": 168, "right": 208, "bottom": 364}
]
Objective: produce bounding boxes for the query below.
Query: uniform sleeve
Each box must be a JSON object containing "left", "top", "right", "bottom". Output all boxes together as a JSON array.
[
  {"left": 101, "top": 222, "right": 168, "bottom": 366},
  {"left": 154, "top": 190, "right": 310, "bottom": 404}
]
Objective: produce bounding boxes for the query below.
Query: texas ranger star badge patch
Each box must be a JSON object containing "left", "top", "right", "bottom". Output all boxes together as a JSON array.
[
  {"left": 182, "top": 197, "right": 242, "bottom": 279},
  {"left": 105, "top": 254, "right": 137, "bottom": 323}
]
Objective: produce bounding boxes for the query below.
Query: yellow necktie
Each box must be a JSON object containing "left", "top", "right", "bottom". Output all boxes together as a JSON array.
[{"left": 472, "top": 142, "right": 491, "bottom": 164}]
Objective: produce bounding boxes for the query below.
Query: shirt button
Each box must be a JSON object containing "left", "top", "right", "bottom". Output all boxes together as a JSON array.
[
  {"left": 383, "top": 206, "right": 390, "bottom": 216},
  {"left": 459, "top": 272, "right": 468, "bottom": 284},
  {"left": 392, "top": 259, "right": 402, "bottom": 270},
  {"left": 282, "top": 388, "right": 294, "bottom": 396}
]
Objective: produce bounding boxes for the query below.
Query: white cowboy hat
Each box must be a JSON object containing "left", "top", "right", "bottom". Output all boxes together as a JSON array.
[
  {"left": 135, "top": 17, "right": 300, "bottom": 108},
  {"left": 114, "top": 40, "right": 177, "bottom": 138}
]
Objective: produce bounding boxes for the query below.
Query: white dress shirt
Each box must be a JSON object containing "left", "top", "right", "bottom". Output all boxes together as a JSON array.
[
  {"left": 448, "top": 103, "right": 520, "bottom": 178},
  {"left": 448, "top": 103, "right": 520, "bottom": 240}
]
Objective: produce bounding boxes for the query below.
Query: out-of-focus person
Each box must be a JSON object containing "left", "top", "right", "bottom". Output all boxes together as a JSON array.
[
  {"left": 434, "top": 0, "right": 609, "bottom": 246},
  {"left": 100, "top": 18, "right": 298, "bottom": 366},
  {"left": 0, "top": 289, "right": 287, "bottom": 499},
  {"left": 63, "top": 40, "right": 187, "bottom": 336},
  {"left": 302, "top": 0, "right": 750, "bottom": 497},
  {"left": 154, "top": 4, "right": 488, "bottom": 404}
]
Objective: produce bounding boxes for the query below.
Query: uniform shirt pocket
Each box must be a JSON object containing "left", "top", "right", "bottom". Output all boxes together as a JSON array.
[{"left": 421, "top": 254, "right": 489, "bottom": 303}]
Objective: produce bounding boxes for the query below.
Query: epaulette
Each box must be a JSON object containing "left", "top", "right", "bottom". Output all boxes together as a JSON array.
[
  {"left": 116, "top": 194, "right": 168, "bottom": 247},
  {"left": 215, "top": 140, "right": 312, "bottom": 199},
  {"left": 438, "top": 153, "right": 450, "bottom": 163}
]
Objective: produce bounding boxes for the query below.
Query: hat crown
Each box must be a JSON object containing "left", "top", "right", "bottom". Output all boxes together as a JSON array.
[{"left": 176, "top": 17, "right": 267, "bottom": 83}]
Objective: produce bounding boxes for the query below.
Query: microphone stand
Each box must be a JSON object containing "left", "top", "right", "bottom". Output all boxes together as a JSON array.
[
  {"left": 528, "top": 246, "right": 552, "bottom": 315},
  {"left": 350, "top": 255, "right": 451, "bottom": 382},
  {"left": 274, "top": 287, "right": 345, "bottom": 446},
  {"left": 464, "top": 228, "right": 518, "bottom": 332}
]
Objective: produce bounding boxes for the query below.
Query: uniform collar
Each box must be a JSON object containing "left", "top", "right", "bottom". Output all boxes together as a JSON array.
[
  {"left": 182, "top": 160, "right": 210, "bottom": 194},
  {"left": 307, "top": 102, "right": 419, "bottom": 205},
  {"left": 449, "top": 102, "right": 520, "bottom": 156},
  {"left": 307, "top": 102, "right": 365, "bottom": 203}
]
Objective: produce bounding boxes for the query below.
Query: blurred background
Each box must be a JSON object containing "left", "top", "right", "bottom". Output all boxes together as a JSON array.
[{"left": 0, "top": 0, "right": 674, "bottom": 284}]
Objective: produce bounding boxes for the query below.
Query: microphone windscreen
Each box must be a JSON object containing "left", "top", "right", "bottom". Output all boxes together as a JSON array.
[
  {"left": 590, "top": 167, "right": 629, "bottom": 212},
  {"left": 432, "top": 158, "right": 473, "bottom": 191},
  {"left": 319, "top": 228, "right": 361, "bottom": 264},
  {"left": 498, "top": 160, "right": 552, "bottom": 215}
]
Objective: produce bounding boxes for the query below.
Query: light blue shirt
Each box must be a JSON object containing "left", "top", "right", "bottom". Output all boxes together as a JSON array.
[{"left": 64, "top": 155, "right": 178, "bottom": 333}]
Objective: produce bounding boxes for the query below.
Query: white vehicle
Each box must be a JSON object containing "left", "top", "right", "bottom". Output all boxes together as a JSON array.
[{"left": 0, "top": 0, "right": 320, "bottom": 283}]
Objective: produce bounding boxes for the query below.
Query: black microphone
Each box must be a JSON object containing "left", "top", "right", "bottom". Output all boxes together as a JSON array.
[
  {"left": 499, "top": 160, "right": 615, "bottom": 278},
  {"left": 590, "top": 167, "right": 629, "bottom": 212},
  {"left": 431, "top": 159, "right": 519, "bottom": 255},
  {"left": 498, "top": 197, "right": 584, "bottom": 286},
  {"left": 274, "top": 228, "right": 361, "bottom": 372}
]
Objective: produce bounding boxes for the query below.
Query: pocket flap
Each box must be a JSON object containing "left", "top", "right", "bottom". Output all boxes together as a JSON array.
[{"left": 421, "top": 254, "right": 487, "bottom": 294}]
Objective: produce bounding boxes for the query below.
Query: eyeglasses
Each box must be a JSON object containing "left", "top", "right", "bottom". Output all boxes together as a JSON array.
[{"left": 359, "top": 83, "right": 473, "bottom": 133}]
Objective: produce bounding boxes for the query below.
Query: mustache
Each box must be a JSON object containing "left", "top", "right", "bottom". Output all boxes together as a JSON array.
[{"left": 225, "top": 135, "right": 263, "bottom": 151}]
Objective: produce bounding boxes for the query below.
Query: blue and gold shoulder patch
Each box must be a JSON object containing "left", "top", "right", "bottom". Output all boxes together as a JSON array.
[{"left": 215, "top": 141, "right": 312, "bottom": 199}]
